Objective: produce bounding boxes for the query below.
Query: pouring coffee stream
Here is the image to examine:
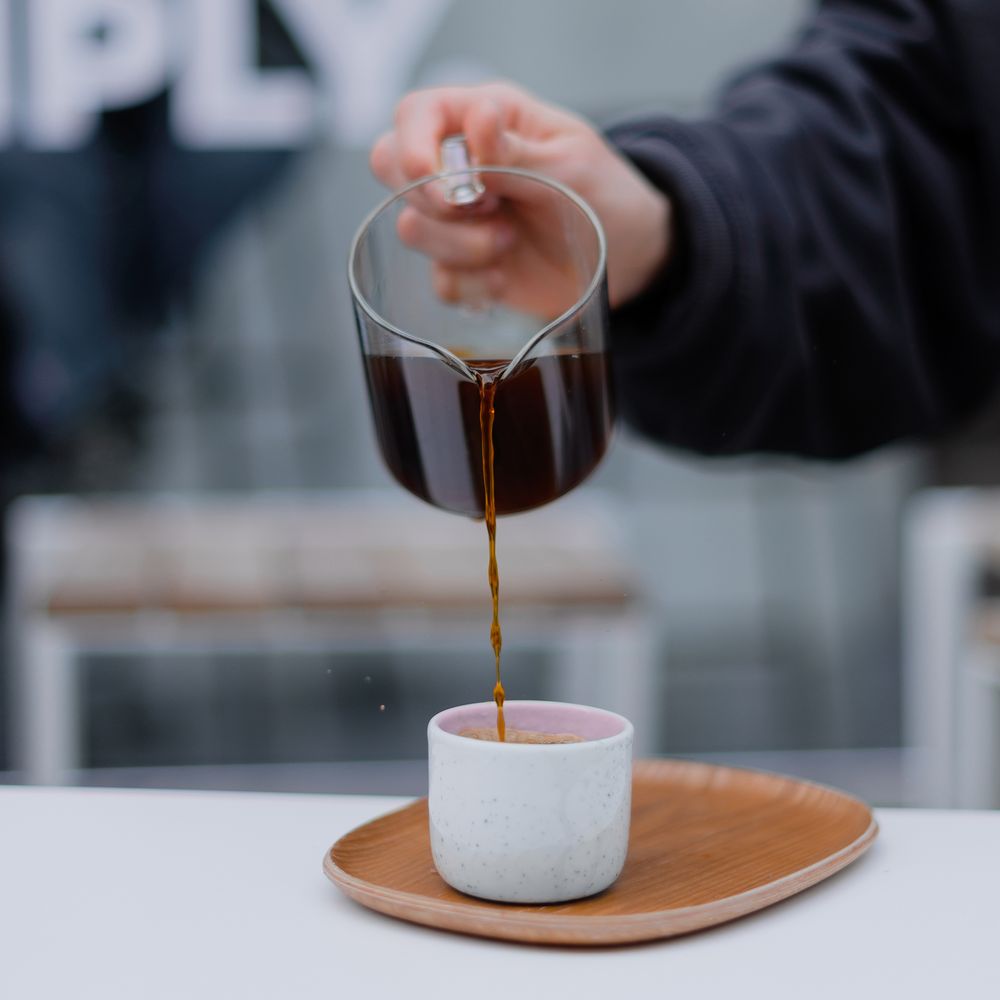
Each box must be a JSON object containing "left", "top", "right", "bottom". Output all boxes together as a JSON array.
[{"left": 351, "top": 140, "right": 612, "bottom": 742}]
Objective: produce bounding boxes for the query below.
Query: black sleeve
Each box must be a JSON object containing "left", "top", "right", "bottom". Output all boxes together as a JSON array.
[{"left": 607, "top": 0, "right": 1000, "bottom": 458}]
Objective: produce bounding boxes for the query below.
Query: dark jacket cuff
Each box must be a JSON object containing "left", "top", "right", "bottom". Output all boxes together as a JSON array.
[{"left": 606, "top": 118, "right": 739, "bottom": 364}]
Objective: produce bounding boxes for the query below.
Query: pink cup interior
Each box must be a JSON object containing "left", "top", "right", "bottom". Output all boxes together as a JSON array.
[{"left": 435, "top": 701, "right": 626, "bottom": 741}]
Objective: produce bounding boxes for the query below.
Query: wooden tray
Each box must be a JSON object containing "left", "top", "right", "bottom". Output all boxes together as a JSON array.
[{"left": 324, "top": 758, "right": 877, "bottom": 946}]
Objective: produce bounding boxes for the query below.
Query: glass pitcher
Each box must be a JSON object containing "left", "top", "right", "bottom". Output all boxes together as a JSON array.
[{"left": 349, "top": 163, "right": 613, "bottom": 519}]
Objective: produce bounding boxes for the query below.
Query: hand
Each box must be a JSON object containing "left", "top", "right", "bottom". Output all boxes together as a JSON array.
[{"left": 371, "top": 82, "right": 673, "bottom": 311}]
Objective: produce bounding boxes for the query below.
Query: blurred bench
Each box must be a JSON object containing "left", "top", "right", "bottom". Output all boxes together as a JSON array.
[
  {"left": 6, "top": 490, "right": 655, "bottom": 784},
  {"left": 902, "top": 489, "right": 1000, "bottom": 807},
  {"left": 964, "top": 605, "right": 1000, "bottom": 807}
]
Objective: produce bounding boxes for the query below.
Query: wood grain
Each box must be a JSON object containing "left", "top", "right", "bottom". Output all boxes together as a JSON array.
[{"left": 324, "top": 758, "right": 878, "bottom": 946}]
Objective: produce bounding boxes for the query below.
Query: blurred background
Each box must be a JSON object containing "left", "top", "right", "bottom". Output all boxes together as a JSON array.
[{"left": 3, "top": 0, "right": 999, "bottom": 806}]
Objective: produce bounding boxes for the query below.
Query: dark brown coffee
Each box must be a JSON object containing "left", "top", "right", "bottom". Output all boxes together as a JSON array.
[
  {"left": 362, "top": 352, "right": 613, "bottom": 518},
  {"left": 458, "top": 727, "right": 584, "bottom": 744}
]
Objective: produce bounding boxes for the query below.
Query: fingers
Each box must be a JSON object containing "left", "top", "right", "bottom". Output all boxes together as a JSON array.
[
  {"left": 462, "top": 98, "right": 507, "bottom": 166},
  {"left": 394, "top": 88, "right": 468, "bottom": 180},
  {"left": 464, "top": 98, "right": 546, "bottom": 172},
  {"left": 394, "top": 86, "right": 524, "bottom": 179},
  {"left": 372, "top": 131, "right": 461, "bottom": 216},
  {"left": 385, "top": 84, "right": 558, "bottom": 184},
  {"left": 397, "top": 207, "right": 515, "bottom": 268},
  {"left": 373, "top": 90, "right": 471, "bottom": 191}
]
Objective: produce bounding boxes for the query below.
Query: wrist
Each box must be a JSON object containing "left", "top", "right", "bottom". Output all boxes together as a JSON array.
[{"left": 607, "top": 166, "right": 674, "bottom": 309}]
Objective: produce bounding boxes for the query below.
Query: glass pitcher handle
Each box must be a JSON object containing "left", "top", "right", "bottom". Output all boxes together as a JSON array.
[{"left": 440, "top": 135, "right": 486, "bottom": 206}]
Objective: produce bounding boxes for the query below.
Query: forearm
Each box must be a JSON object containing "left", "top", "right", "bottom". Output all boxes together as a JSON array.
[{"left": 608, "top": 0, "right": 1000, "bottom": 458}]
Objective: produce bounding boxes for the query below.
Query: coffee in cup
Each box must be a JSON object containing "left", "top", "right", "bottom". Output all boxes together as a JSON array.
[{"left": 458, "top": 726, "right": 583, "bottom": 744}]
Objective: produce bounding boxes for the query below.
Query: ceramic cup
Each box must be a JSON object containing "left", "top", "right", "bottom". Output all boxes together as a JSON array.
[{"left": 427, "top": 700, "right": 633, "bottom": 903}]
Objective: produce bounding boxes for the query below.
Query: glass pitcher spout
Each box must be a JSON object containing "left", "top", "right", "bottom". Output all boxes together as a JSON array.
[{"left": 350, "top": 166, "right": 607, "bottom": 381}]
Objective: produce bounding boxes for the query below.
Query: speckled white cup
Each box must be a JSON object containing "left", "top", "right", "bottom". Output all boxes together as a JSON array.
[{"left": 428, "top": 700, "right": 633, "bottom": 903}]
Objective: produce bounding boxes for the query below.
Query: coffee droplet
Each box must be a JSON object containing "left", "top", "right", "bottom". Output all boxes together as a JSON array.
[{"left": 459, "top": 727, "right": 583, "bottom": 745}]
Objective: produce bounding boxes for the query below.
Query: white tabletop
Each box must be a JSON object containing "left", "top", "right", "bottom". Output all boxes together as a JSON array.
[{"left": 1, "top": 786, "right": 997, "bottom": 1000}]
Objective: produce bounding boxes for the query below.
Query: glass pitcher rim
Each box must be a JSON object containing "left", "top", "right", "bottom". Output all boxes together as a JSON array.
[{"left": 348, "top": 165, "right": 608, "bottom": 382}]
